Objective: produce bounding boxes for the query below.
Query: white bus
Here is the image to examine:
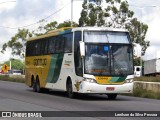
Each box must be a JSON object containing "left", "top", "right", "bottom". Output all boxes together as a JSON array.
[{"left": 25, "top": 27, "right": 134, "bottom": 99}]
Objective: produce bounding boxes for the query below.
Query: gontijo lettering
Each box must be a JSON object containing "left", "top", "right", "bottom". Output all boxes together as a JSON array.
[{"left": 33, "top": 59, "right": 47, "bottom": 66}]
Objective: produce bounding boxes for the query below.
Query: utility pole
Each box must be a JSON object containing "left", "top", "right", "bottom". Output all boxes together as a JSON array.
[{"left": 71, "top": 0, "right": 73, "bottom": 27}]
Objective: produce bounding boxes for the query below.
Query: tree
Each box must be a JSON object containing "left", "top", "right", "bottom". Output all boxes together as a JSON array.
[
  {"left": 79, "top": 0, "right": 105, "bottom": 26},
  {"left": 57, "top": 20, "right": 78, "bottom": 28},
  {"left": 1, "top": 28, "right": 32, "bottom": 58},
  {"left": 4, "top": 59, "right": 24, "bottom": 70},
  {"left": 44, "top": 21, "right": 58, "bottom": 32},
  {"left": 79, "top": 0, "right": 149, "bottom": 55},
  {"left": 126, "top": 18, "right": 149, "bottom": 55},
  {"left": 33, "top": 20, "right": 78, "bottom": 36},
  {"left": 34, "top": 20, "right": 58, "bottom": 36}
]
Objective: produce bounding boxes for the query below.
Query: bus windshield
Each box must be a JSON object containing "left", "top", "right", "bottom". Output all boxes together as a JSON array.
[
  {"left": 84, "top": 31, "right": 130, "bottom": 43},
  {"left": 84, "top": 31, "right": 133, "bottom": 76}
]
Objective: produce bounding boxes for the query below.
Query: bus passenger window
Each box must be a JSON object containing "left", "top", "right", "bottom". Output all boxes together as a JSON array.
[
  {"left": 41, "top": 39, "right": 48, "bottom": 55},
  {"left": 48, "top": 37, "right": 56, "bottom": 54},
  {"left": 64, "top": 33, "right": 72, "bottom": 53},
  {"left": 34, "top": 42, "right": 41, "bottom": 56},
  {"left": 55, "top": 36, "right": 64, "bottom": 53}
]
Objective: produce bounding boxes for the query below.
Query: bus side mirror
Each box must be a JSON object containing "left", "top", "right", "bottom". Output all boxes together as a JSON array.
[{"left": 79, "top": 41, "right": 85, "bottom": 57}]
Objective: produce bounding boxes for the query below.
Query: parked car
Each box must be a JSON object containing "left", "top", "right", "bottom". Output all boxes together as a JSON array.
[{"left": 11, "top": 70, "right": 22, "bottom": 75}]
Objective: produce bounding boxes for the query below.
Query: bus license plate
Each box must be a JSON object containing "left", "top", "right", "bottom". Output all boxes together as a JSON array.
[{"left": 106, "top": 87, "right": 115, "bottom": 91}]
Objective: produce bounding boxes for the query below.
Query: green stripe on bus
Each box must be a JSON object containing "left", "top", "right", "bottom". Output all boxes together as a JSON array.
[
  {"left": 51, "top": 54, "right": 64, "bottom": 83},
  {"left": 47, "top": 54, "right": 64, "bottom": 83},
  {"left": 109, "top": 77, "right": 126, "bottom": 83}
]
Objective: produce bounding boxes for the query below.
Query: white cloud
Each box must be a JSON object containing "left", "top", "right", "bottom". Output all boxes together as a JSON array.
[
  {"left": 143, "top": 46, "right": 159, "bottom": 60},
  {"left": 0, "top": 0, "right": 16, "bottom": 12},
  {"left": 146, "top": 10, "right": 160, "bottom": 46},
  {"left": 142, "top": 7, "right": 160, "bottom": 60},
  {"left": 0, "top": 49, "right": 11, "bottom": 63}
]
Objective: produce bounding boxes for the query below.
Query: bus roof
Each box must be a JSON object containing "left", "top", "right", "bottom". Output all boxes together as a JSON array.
[
  {"left": 28, "top": 27, "right": 73, "bottom": 41},
  {"left": 72, "top": 27, "right": 128, "bottom": 32},
  {"left": 28, "top": 27, "right": 129, "bottom": 41}
]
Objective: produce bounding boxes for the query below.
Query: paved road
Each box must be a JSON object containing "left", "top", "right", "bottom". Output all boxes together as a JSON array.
[{"left": 0, "top": 80, "right": 160, "bottom": 120}]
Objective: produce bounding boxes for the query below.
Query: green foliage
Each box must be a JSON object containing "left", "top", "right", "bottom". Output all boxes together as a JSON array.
[
  {"left": 4, "top": 59, "right": 24, "bottom": 70},
  {"left": 126, "top": 18, "right": 149, "bottom": 55},
  {"left": 35, "top": 20, "right": 78, "bottom": 35},
  {"left": 79, "top": 0, "right": 105, "bottom": 26},
  {"left": 44, "top": 21, "right": 58, "bottom": 31},
  {"left": 1, "top": 29, "right": 31, "bottom": 57},
  {"left": 134, "top": 57, "right": 141, "bottom": 66},
  {"left": 57, "top": 20, "right": 78, "bottom": 28},
  {"left": 79, "top": 0, "right": 150, "bottom": 55},
  {"left": 133, "top": 88, "right": 160, "bottom": 100}
]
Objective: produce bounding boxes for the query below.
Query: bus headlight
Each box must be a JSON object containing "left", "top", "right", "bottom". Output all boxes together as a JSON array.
[
  {"left": 83, "top": 78, "right": 97, "bottom": 83},
  {"left": 125, "top": 79, "right": 134, "bottom": 83}
]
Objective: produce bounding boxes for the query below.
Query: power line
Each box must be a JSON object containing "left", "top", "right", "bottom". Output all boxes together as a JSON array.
[{"left": 0, "top": 1, "right": 71, "bottom": 29}]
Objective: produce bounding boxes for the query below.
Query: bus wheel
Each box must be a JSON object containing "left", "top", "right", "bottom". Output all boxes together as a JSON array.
[
  {"left": 67, "top": 80, "right": 75, "bottom": 98},
  {"left": 107, "top": 94, "right": 117, "bottom": 100},
  {"left": 33, "top": 80, "right": 37, "bottom": 92},
  {"left": 36, "top": 78, "right": 41, "bottom": 93}
]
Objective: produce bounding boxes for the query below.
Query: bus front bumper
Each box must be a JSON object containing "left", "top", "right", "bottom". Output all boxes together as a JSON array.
[{"left": 78, "top": 81, "right": 133, "bottom": 94}]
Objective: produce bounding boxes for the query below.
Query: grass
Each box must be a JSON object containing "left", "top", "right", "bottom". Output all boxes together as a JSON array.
[
  {"left": 132, "top": 88, "right": 160, "bottom": 100},
  {"left": 0, "top": 74, "right": 25, "bottom": 83},
  {"left": 126, "top": 77, "right": 160, "bottom": 100},
  {"left": 134, "top": 76, "right": 160, "bottom": 82}
]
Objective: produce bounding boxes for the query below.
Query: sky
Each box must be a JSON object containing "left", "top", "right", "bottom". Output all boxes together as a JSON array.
[{"left": 0, "top": 0, "right": 160, "bottom": 63}]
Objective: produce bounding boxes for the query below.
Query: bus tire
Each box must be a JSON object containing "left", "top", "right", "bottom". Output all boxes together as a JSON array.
[
  {"left": 36, "top": 78, "right": 41, "bottom": 93},
  {"left": 33, "top": 80, "right": 37, "bottom": 92},
  {"left": 41, "top": 88, "right": 49, "bottom": 93},
  {"left": 67, "top": 80, "right": 75, "bottom": 98},
  {"left": 107, "top": 94, "right": 117, "bottom": 100}
]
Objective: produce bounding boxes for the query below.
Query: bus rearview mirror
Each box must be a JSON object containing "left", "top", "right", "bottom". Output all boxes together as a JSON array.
[{"left": 79, "top": 41, "right": 85, "bottom": 57}]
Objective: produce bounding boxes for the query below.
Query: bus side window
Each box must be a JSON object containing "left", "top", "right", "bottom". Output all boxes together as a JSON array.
[
  {"left": 34, "top": 41, "right": 41, "bottom": 56},
  {"left": 64, "top": 33, "right": 72, "bottom": 53},
  {"left": 74, "top": 31, "right": 82, "bottom": 76},
  {"left": 56, "top": 36, "right": 64, "bottom": 53},
  {"left": 48, "top": 36, "right": 56, "bottom": 54},
  {"left": 41, "top": 38, "right": 48, "bottom": 55},
  {"left": 26, "top": 42, "right": 33, "bottom": 56}
]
